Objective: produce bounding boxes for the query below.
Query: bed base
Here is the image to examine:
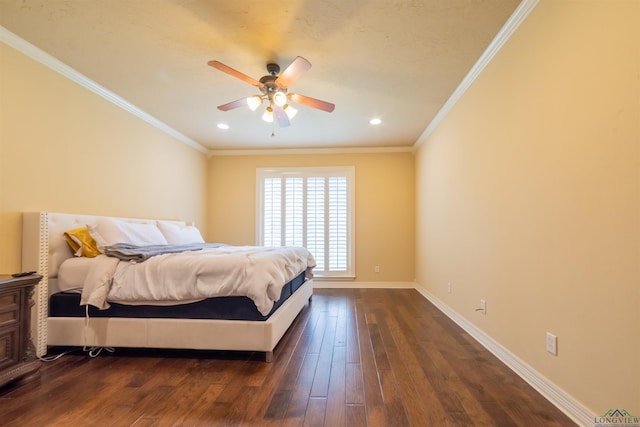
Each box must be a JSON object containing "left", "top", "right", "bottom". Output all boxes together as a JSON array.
[
  {"left": 22, "top": 211, "right": 313, "bottom": 362},
  {"left": 47, "top": 281, "right": 312, "bottom": 362}
]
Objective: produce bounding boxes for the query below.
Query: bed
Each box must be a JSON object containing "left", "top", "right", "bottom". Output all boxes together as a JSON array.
[{"left": 21, "top": 211, "right": 315, "bottom": 362}]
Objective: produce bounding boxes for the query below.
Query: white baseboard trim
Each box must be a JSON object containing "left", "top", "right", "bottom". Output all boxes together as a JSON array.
[
  {"left": 313, "top": 280, "right": 416, "bottom": 289},
  {"left": 414, "top": 284, "right": 594, "bottom": 427}
]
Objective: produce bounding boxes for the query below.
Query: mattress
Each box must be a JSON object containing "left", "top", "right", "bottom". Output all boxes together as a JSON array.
[{"left": 49, "top": 272, "right": 307, "bottom": 321}]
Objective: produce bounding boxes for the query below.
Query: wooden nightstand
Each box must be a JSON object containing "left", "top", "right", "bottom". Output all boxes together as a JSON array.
[{"left": 0, "top": 274, "right": 42, "bottom": 388}]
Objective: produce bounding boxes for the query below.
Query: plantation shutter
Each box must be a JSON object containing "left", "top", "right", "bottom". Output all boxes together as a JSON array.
[{"left": 257, "top": 167, "right": 354, "bottom": 278}]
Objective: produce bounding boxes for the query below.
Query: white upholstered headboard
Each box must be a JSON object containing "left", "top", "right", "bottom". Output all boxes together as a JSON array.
[{"left": 21, "top": 211, "right": 187, "bottom": 356}]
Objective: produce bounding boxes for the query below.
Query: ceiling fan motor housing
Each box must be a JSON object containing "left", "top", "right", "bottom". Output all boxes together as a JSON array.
[
  {"left": 266, "top": 63, "right": 280, "bottom": 76},
  {"left": 259, "top": 75, "right": 285, "bottom": 97}
]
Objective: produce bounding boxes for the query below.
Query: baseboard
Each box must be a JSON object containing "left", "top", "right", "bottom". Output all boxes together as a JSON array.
[
  {"left": 414, "top": 284, "right": 594, "bottom": 427},
  {"left": 310, "top": 280, "right": 595, "bottom": 425},
  {"left": 313, "top": 280, "right": 416, "bottom": 289}
]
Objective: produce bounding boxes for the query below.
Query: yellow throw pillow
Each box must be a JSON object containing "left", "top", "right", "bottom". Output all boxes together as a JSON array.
[{"left": 63, "top": 227, "right": 101, "bottom": 258}]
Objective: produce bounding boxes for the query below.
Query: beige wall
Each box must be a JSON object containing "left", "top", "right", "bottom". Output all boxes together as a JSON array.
[
  {"left": 4, "top": 0, "right": 637, "bottom": 416},
  {"left": 415, "top": 0, "right": 639, "bottom": 415},
  {"left": 207, "top": 152, "right": 415, "bottom": 283},
  {"left": 0, "top": 42, "right": 208, "bottom": 272}
]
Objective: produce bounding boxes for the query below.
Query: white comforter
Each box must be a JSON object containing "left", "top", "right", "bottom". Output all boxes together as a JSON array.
[{"left": 80, "top": 245, "right": 315, "bottom": 316}]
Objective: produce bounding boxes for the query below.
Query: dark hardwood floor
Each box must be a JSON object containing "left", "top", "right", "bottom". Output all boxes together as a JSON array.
[{"left": 0, "top": 288, "right": 576, "bottom": 426}]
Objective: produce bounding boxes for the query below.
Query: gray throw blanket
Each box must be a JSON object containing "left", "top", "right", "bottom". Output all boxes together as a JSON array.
[{"left": 103, "top": 243, "right": 225, "bottom": 262}]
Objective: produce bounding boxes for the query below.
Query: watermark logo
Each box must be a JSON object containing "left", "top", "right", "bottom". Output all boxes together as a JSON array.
[{"left": 594, "top": 409, "right": 640, "bottom": 427}]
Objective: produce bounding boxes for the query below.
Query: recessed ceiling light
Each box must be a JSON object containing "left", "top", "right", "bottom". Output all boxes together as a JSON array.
[
  {"left": 217, "top": 123, "right": 229, "bottom": 130},
  {"left": 369, "top": 118, "right": 382, "bottom": 125}
]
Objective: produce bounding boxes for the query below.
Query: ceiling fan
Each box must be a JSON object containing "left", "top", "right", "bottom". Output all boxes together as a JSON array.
[{"left": 208, "top": 56, "right": 335, "bottom": 127}]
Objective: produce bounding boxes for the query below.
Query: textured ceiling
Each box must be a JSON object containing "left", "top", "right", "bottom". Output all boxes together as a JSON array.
[{"left": 0, "top": 0, "right": 521, "bottom": 151}]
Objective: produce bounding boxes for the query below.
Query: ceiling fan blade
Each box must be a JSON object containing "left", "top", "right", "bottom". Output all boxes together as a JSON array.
[
  {"left": 289, "top": 93, "right": 335, "bottom": 112},
  {"left": 272, "top": 105, "right": 290, "bottom": 127},
  {"left": 217, "top": 98, "right": 247, "bottom": 111},
  {"left": 208, "top": 60, "right": 264, "bottom": 88},
  {"left": 275, "top": 56, "right": 312, "bottom": 88}
]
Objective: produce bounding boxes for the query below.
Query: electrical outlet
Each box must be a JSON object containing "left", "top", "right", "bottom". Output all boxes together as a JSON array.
[
  {"left": 480, "top": 299, "right": 486, "bottom": 314},
  {"left": 546, "top": 332, "right": 557, "bottom": 355},
  {"left": 447, "top": 283, "right": 452, "bottom": 293},
  {"left": 374, "top": 265, "right": 380, "bottom": 273}
]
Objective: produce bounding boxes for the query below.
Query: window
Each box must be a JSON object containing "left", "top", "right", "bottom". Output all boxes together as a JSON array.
[{"left": 257, "top": 166, "right": 355, "bottom": 278}]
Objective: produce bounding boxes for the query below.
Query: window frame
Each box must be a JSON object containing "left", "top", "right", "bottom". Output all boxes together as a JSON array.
[{"left": 256, "top": 166, "right": 355, "bottom": 279}]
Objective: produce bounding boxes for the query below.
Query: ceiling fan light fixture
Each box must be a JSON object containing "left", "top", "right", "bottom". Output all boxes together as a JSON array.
[
  {"left": 272, "top": 91, "right": 288, "bottom": 107},
  {"left": 246, "top": 95, "right": 263, "bottom": 111},
  {"left": 284, "top": 104, "right": 297, "bottom": 120},
  {"left": 262, "top": 106, "right": 274, "bottom": 123}
]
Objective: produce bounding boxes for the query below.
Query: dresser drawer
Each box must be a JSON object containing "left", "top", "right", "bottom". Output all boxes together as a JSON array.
[
  {"left": 0, "top": 290, "right": 19, "bottom": 328},
  {"left": 0, "top": 326, "right": 19, "bottom": 370}
]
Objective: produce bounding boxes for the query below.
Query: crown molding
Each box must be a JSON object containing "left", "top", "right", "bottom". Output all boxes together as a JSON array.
[
  {"left": 1, "top": 26, "right": 207, "bottom": 154},
  {"left": 414, "top": 0, "right": 540, "bottom": 148},
  {"left": 207, "top": 145, "right": 414, "bottom": 157}
]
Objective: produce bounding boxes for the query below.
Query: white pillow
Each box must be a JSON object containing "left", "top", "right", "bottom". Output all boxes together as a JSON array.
[
  {"left": 87, "top": 218, "right": 168, "bottom": 250},
  {"left": 157, "top": 221, "right": 205, "bottom": 245}
]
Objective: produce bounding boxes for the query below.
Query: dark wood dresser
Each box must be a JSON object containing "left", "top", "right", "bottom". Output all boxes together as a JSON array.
[{"left": 0, "top": 274, "right": 42, "bottom": 388}]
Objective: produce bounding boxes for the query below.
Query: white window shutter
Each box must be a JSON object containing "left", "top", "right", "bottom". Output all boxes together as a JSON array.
[
  {"left": 257, "top": 167, "right": 354, "bottom": 278},
  {"left": 263, "top": 177, "right": 281, "bottom": 247}
]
